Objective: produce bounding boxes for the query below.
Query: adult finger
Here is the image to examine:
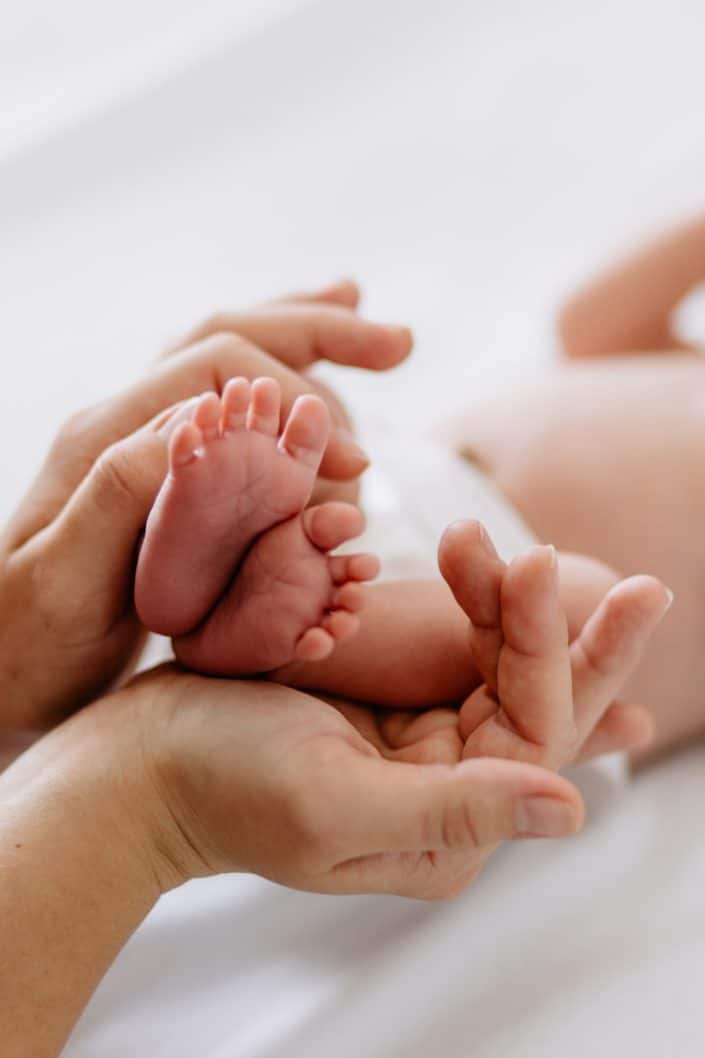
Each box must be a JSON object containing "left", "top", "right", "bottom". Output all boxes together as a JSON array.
[
  {"left": 441, "top": 521, "right": 575, "bottom": 754},
  {"left": 495, "top": 544, "right": 575, "bottom": 753},
  {"left": 438, "top": 519, "right": 506, "bottom": 692},
  {"left": 323, "top": 755, "right": 583, "bottom": 897},
  {"left": 326, "top": 753, "right": 583, "bottom": 859},
  {"left": 167, "top": 302, "right": 412, "bottom": 371},
  {"left": 10, "top": 335, "right": 370, "bottom": 547},
  {"left": 269, "top": 278, "right": 361, "bottom": 310},
  {"left": 574, "top": 702, "right": 655, "bottom": 763},
  {"left": 33, "top": 425, "right": 170, "bottom": 631},
  {"left": 570, "top": 574, "right": 673, "bottom": 743}
]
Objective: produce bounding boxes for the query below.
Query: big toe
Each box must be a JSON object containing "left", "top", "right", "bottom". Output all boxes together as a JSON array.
[
  {"left": 279, "top": 394, "right": 331, "bottom": 467},
  {"left": 302, "top": 502, "right": 365, "bottom": 551}
]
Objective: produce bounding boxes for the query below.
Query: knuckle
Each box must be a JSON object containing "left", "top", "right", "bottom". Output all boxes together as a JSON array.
[
  {"left": 578, "top": 623, "right": 620, "bottom": 679},
  {"left": 186, "top": 331, "right": 255, "bottom": 378},
  {"left": 199, "top": 313, "right": 231, "bottom": 337},
  {"left": 53, "top": 406, "right": 93, "bottom": 448},
  {"left": 399, "top": 851, "right": 483, "bottom": 901},
  {"left": 438, "top": 796, "right": 481, "bottom": 852},
  {"left": 90, "top": 442, "right": 138, "bottom": 513}
]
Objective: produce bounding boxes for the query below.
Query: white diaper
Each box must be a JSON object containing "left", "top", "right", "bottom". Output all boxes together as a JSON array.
[{"left": 350, "top": 421, "right": 537, "bottom": 580}]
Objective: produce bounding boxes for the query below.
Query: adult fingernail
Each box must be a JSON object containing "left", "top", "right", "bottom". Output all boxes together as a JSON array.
[
  {"left": 477, "top": 522, "right": 500, "bottom": 559},
  {"left": 528, "top": 543, "right": 558, "bottom": 582},
  {"left": 664, "top": 587, "right": 675, "bottom": 612},
  {"left": 336, "top": 429, "right": 370, "bottom": 467},
  {"left": 514, "top": 797, "right": 581, "bottom": 838},
  {"left": 385, "top": 324, "right": 413, "bottom": 345}
]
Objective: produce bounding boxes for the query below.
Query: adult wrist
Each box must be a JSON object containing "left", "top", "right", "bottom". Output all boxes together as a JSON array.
[{"left": 0, "top": 694, "right": 165, "bottom": 1057}]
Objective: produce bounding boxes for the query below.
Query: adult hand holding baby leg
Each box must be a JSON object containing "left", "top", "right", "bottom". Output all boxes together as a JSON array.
[
  {"left": 0, "top": 283, "right": 409, "bottom": 737},
  {"left": 93, "top": 665, "right": 585, "bottom": 899}
]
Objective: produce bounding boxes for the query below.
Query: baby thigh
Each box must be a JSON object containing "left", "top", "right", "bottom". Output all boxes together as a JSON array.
[{"left": 446, "top": 357, "right": 705, "bottom": 757}]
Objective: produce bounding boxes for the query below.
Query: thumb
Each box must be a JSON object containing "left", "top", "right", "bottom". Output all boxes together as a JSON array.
[
  {"left": 39, "top": 425, "right": 168, "bottom": 627},
  {"left": 323, "top": 755, "right": 583, "bottom": 898},
  {"left": 333, "top": 754, "right": 584, "bottom": 858}
]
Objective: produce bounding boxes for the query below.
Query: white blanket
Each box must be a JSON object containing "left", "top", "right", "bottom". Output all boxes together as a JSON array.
[{"left": 3, "top": 1, "right": 705, "bottom": 1054}]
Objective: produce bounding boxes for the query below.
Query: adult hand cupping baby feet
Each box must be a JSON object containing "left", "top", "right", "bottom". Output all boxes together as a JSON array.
[
  {"left": 0, "top": 282, "right": 408, "bottom": 736},
  {"left": 78, "top": 664, "right": 584, "bottom": 901},
  {"left": 438, "top": 520, "right": 673, "bottom": 772}
]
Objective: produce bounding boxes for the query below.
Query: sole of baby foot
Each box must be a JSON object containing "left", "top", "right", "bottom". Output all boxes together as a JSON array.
[
  {"left": 173, "top": 502, "right": 380, "bottom": 675},
  {"left": 134, "top": 378, "right": 331, "bottom": 636}
]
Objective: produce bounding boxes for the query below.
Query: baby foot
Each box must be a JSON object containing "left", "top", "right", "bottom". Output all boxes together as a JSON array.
[
  {"left": 135, "top": 378, "right": 331, "bottom": 636},
  {"left": 173, "top": 502, "right": 380, "bottom": 674}
]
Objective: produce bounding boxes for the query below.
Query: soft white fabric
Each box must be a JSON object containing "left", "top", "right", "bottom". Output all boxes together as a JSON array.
[
  {"left": 3, "top": 1, "right": 705, "bottom": 1055},
  {"left": 355, "top": 424, "right": 538, "bottom": 578}
]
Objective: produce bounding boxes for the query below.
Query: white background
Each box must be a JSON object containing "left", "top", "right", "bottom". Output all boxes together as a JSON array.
[{"left": 3, "top": 0, "right": 705, "bottom": 514}]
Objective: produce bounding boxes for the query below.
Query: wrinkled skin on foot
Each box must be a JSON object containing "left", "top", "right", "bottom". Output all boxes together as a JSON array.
[{"left": 136, "top": 379, "right": 379, "bottom": 673}]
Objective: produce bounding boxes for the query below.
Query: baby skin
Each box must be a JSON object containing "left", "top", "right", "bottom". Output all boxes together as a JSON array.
[{"left": 134, "top": 378, "right": 379, "bottom": 674}]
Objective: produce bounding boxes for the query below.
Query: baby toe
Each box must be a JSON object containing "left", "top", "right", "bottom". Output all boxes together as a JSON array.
[
  {"left": 168, "top": 421, "right": 203, "bottom": 471},
  {"left": 192, "top": 391, "right": 223, "bottom": 441},
  {"left": 295, "top": 626, "right": 335, "bottom": 661},
  {"left": 222, "top": 377, "right": 251, "bottom": 432},
  {"left": 278, "top": 394, "right": 331, "bottom": 469},
  {"left": 322, "top": 610, "right": 360, "bottom": 641},
  {"left": 302, "top": 502, "right": 365, "bottom": 552},
  {"left": 248, "top": 377, "right": 281, "bottom": 436},
  {"left": 332, "top": 582, "right": 365, "bottom": 612}
]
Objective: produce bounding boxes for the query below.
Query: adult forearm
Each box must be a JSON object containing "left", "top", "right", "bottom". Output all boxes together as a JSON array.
[{"left": 0, "top": 703, "right": 160, "bottom": 1058}]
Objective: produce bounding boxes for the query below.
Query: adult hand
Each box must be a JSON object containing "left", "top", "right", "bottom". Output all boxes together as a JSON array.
[
  {"left": 0, "top": 664, "right": 582, "bottom": 1058},
  {"left": 338, "top": 520, "right": 669, "bottom": 895},
  {"left": 97, "top": 665, "right": 586, "bottom": 899},
  {"left": 438, "top": 520, "right": 671, "bottom": 771},
  {"left": 0, "top": 281, "right": 411, "bottom": 736}
]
